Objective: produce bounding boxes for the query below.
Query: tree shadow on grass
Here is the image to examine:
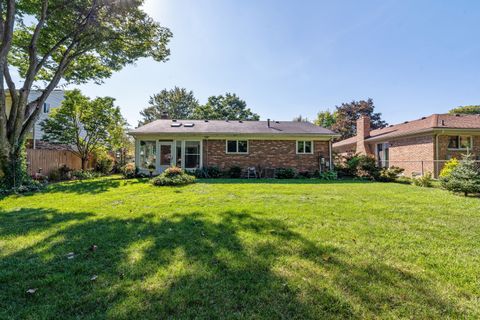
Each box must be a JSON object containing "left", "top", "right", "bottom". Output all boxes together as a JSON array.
[
  {"left": 44, "top": 177, "right": 145, "bottom": 195},
  {"left": 197, "top": 178, "right": 370, "bottom": 185},
  {"left": 0, "top": 209, "right": 466, "bottom": 319}
]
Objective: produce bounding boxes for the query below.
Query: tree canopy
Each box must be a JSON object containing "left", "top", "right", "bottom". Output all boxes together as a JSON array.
[
  {"left": 41, "top": 90, "right": 126, "bottom": 170},
  {"left": 292, "top": 115, "right": 309, "bottom": 122},
  {"left": 193, "top": 93, "right": 260, "bottom": 121},
  {"left": 0, "top": 0, "right": 172, "bottom": 188},
  {"left": 139, "top": 87, "right": 199, "bottom": 125},
  {"left": 314, "top": 110, "right": 336, "bottom": 128},
  {"left": 314, "top": 99, "right": 387, "bottom": 139},
  {"left": 139, "top": 90, "right": 260, "bottom": 123},
  {"left": 449, "top": 105, "right": 480, "bottom": 115}
]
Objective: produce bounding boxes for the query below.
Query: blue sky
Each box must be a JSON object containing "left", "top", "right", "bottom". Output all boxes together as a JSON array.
[{"left": 77, "top": 0, "right": 480, "bottom": 127}]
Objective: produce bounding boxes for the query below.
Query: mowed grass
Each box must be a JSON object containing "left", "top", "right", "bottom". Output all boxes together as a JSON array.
[{"left": 0, "top": 177, "right": 479, "bottom": 319}]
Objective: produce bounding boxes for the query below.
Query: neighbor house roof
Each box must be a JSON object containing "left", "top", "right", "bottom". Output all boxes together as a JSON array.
[
  {"left": 333, "top": 113, "right": 480, "bottom": 148},
  {"left": 130, "top": 119, "right": 338, "bottom": 137}
]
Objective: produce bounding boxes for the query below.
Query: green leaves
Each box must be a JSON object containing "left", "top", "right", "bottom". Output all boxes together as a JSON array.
[
  {"left": 139, "top": 89, "right": 260, "bottom": 124},
  {"left": 41, "top": 89, "right": 127, "bottom": 161},
  {"left": 193, "top": 93, "right": 260, "bottom": 121},
  {"left": 11, "top": 0, "right": 172, "bottom": 85}
]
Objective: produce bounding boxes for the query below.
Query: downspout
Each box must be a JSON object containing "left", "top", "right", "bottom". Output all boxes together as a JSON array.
[
  {"left": 435, "top": 133, "right": 439, "bottom": 178},
  {"left": 329, "top": 138, "right": 333, "bottom": 171}
]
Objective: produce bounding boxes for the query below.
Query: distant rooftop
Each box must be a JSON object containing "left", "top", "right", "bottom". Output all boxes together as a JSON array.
[
  {"left": 334, "top": 113, "right": 480, "bottom": 147},
  {"left": 130, "top": 119, "right": 338, "bottom": 136}
]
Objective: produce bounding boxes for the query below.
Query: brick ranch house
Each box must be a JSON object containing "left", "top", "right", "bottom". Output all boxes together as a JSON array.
[
  {"left": 129, "top": 119, "right": 339, "bottom": 176},
  {"left": 333, "top": 114, "right": 480, "bottom": 177}
]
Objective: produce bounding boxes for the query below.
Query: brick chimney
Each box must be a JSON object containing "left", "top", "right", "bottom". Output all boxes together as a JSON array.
[{"left": 356, "top": 116, "right": 371, "bottom": 155}]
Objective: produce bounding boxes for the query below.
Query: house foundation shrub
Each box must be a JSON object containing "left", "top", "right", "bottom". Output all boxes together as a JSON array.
[
  {"left": 152, "top": 167, "right": 196, "bottom": 186},
  {"left": 319, "top": 171, "right": 338, "bottom": 180},
  {"left": 379, "top": 166, "right": 405, "bottom": 182},
  {"left": 440, "top": 154, "right": 480, "bottom": 196},
  {"left": 439, "top": 158, "right": 459, "bottom": 179},
  {"left": 412, "top": 172, "right": 433, "bottom": 188},
  {"left": 275, "top": 168, "right": 296, "bottom": 179},
  {"left": 95, "top": 153, "right": 115, "bottom": 174},
  {"left": 228, "top": 166, "right": 242, "bottom": 178},
  {"left": 121, "top": 163, "right": 136, "bottom": 179},
  {"left": 335, "top": 154, "right": 380, "bottom": 180}
]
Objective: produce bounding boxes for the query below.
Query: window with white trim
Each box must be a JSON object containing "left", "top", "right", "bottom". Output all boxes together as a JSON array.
[
  {"left": 185, "top": 141, "right": 201, "bottom": 169},
  {"left": 448, "top": 136, "right": 472, "bottom": 150},
  {"left": 226, "top": 140, "right": 248, "bottom": 154},
  {"left": 297, "top": 140, "right": 313, "bottom": 154},
  {"left": 43, "top": 103, "right": 50, "bottom": 114}
]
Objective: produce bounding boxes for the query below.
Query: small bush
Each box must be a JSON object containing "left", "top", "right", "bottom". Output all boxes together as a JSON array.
[
  {"left": 48, "top": 169, "right": 62, "bottom": 182},
  {"left": 298, "top": 171, "right": 312, "bottom": 179},
  {"left": 335, "top": 154, "right": 380, "bottom": 180},
  {"left": 275, "top": 168, "right": 296, "bottom": 179},
  {"left": 48, "top": 164, "right": 72, "bottom": 182},
  {"left": 95, "top": 154, "right": 115, "bottom": 174},
  {"left": 0, "top": 179, "right": 47, "bottom": 195},
  {"left": 412, "top": 172, "right": 433, "bottom": 188},
  {"left": 71, "top": 170, "right": 101, "bottom": 180},
  {"left": 439, "top": 158, "right": 459, "bottom": 178},
  {"left": 319, "top": 171, "right": 338, "bottom": 180},
  {"left": 152, "top": 167, "right": 196, "bottom": 186},
  {"left": 121, "top": 163, "right": 136, "bottom": 179},
  {"left": 193, "top": 166, "right": 222, "bottom": 178},
  {"left": 379, "top": 166, "right": 405, "bottom": 182},
  {"left": 206, "top": 166, "right": 222, "bottom": 178},
  {"left": 440, "top": 154, "right": 480, "bottom": 196},
  {"left": 356, "top": 156, "right": 380, "bottom": 180},
  {"left": 228, "top": 166, "right": 242, "bottom": 178}
]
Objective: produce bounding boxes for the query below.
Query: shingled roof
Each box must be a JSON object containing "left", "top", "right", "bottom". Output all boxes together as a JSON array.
[
  {"left": 130, "top": 119, "right": 338, "bottom": 136},
  {"left": 334, "top": 113, "right": 480, "bottom": 147}
]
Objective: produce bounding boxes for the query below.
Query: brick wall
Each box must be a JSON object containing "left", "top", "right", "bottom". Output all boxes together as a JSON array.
[
  {"left": 437, "top": 135, "right": 480, "bottom": 175},
  {"left": 203, "top": 139, "right": 331, "bottom": 173},
  {"left": 385, "top": 135, "right": 435, "bottom": 177}
]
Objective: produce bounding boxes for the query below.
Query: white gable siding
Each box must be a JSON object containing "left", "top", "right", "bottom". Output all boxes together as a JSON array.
[{"left": 29, "top": 90, "right": 65, "bottom": 140}]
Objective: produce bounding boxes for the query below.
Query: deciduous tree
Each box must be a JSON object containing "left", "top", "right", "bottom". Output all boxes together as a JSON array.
[
  {"left": 139, "top": 87, "right": 199, "bottom": 125},
  {"left": 0, "top": 0, "right": 172, "bottom": 187},
  {"left": 41, "top": 90, "right": 126, "bottom": 170},
  {"left": 331, "top": 99, "right": 387, "bottom": 139},
  {"left": 449, "top": 105, "right": 480, "bottom": 115},
  {"left": 193, "top": 93, "right": 259, "bottom": 121}
]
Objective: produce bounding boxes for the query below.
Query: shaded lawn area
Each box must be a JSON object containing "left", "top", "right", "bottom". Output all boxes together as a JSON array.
[{"left": 0, "top": 177, "right": 479, "bottom": 319}]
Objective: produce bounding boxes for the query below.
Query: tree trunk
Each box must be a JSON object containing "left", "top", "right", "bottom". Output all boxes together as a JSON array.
[
  {"left": 0, "top": 141, "right": 25, "bottom": 189},
  {"left": 81, "top": 157, "right": 88, "bottom": 171}
]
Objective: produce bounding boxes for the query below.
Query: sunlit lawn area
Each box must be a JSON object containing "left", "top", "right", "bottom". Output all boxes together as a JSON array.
[{"left": 0, "top": 177, "right": 479, "bottom": 319}]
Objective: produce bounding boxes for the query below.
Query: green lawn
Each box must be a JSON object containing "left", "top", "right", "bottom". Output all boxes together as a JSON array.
[{"left": 0, "top": 177, "right": 479, "bottom": 319}]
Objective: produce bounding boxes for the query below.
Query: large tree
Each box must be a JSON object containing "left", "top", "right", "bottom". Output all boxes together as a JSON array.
[
  {"left": 0, "top": 0, "right": 172, "bottom": 188},
  {"left": 193, "top": 93, "right": 260, "bottom": 120},
  {"left": 449, "top": 105, "right": 480, "bottom": 115},
  {"left": 41, "top": 90, "right": 126, "bottom": 170},
  {"left": 139, "top": 87, "right": 199, "bottom": 125},
  {"left": 314, "top": 110, "right": 336, "bottom": 128},
  {"left": 331, "top": 99, "right": 387, "bottom": 139}
]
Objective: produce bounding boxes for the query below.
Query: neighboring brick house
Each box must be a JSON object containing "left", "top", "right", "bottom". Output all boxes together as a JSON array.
[
  {"left": 333, "top": 114, "right": 480, "bottom": 177},
  {"left": 129, "top": 119, "right": 339, "bottom": 175}
]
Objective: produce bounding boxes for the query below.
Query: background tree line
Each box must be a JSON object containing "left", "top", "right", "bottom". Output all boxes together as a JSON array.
[
  {"left": 293, "top": 98, "right": 388, "bottom": 140},
  {"left": 139, "top": 87, "right": 259, "bottom": 125}
]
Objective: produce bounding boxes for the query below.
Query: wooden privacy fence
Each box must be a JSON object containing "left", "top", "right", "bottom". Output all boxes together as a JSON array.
[{"left": 26, "top": 149, "right": 93, "bottom": 176}]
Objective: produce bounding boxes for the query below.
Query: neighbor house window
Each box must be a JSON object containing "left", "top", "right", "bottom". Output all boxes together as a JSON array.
[
  {"left": 185, "top": 141, "right": 201, "bottom": 169},
  {"left": 297, "top": 141, "right": 313, "bottom": 154},
  {"left": 448, "top": 136, "right": 472, "bottom": 150},
  {"left": 226, "top": 140, "right": 248, "bottom": 154},
  {"left": 43, "top": 103, "right": 50, "bottom": 114},
  {"left": 139, "top": 141, "right": 156, "bottom": 169}
]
